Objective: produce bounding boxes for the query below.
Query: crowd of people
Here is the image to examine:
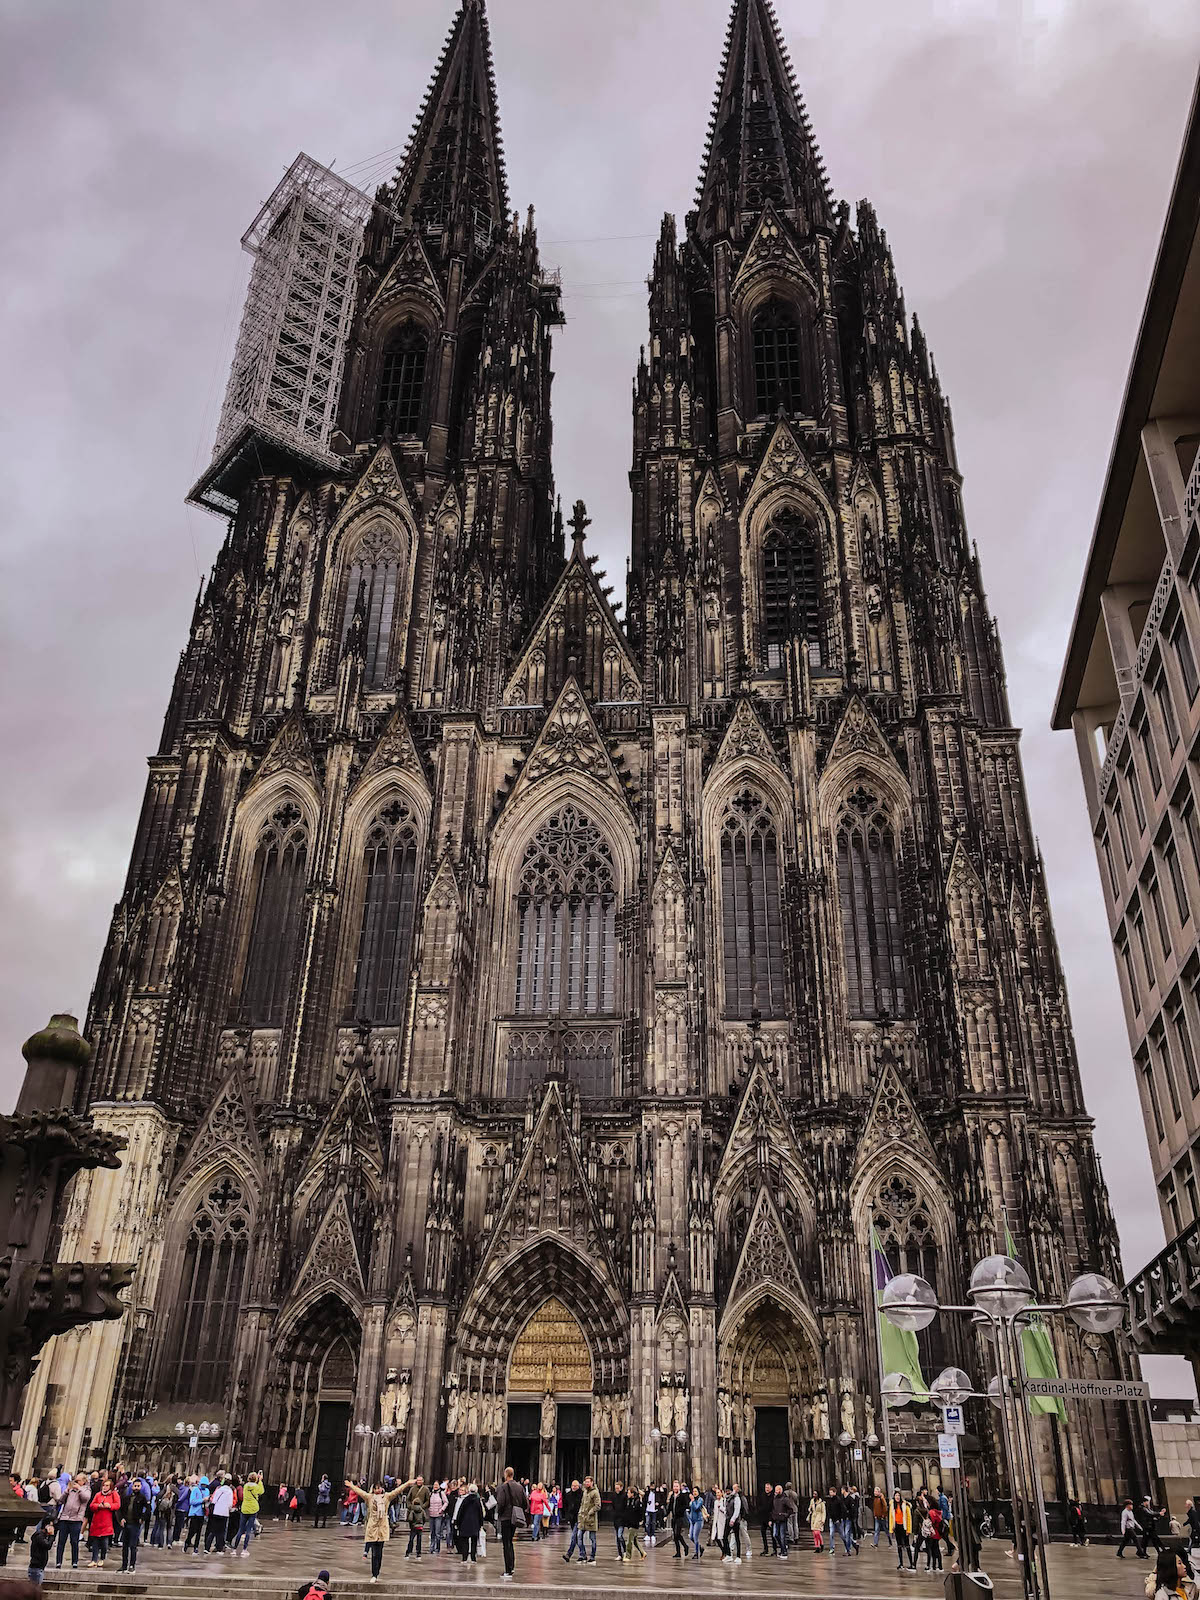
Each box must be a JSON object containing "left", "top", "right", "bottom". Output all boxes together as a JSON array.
[{"left": 6, "top": 1461, "right": 1196, "bottom": 1591}]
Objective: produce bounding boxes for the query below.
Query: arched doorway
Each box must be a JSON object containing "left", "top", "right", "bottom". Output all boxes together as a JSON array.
[
  {"left": 720, "top": 1294, "right": 822, "bottom": 1496},
  {"left": 507, "top": 1297, "right": 594, "bottom": 1487},
  {"left": 270, "top": 1293, "right": 362, "bottom": 1495}
]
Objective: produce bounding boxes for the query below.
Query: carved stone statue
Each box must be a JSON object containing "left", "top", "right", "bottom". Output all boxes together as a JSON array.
[
  {"left": 467, "top": 1391, "right": 479, "bottom": 1437},
  {"left": 445, "top": 1379, "right": 460, "bottom": 1437},
  {"left": 541, "top": 1390, "right": 556, "bottom": 1440},
  {"left": 812, "top": 1391, "right": 829, "bottom": 1440},
  {"left": 657, "top": 1380, "right": 674, "bottom": 1435},
  {"left": 790, "top": 1394, "right": 805, "bottom": 1440},
  {"left": 598, "top": 1396, "right": 612, "bottom": 1439},
  {"left": 673, "top": 1385, "right": 689, "bottom": 1434},
  {"left": 718, "top": 1388, "right": 732, "bottom": 1439},
  {"left": 865, "top": 1396, "right": 876, "bottom": 1440},
  {"left": 379, "top": 1386, "right": 396, "bottom": 1428},
  {"left": 840, "top": 1388, "right": 856, "bottom": 1439}
]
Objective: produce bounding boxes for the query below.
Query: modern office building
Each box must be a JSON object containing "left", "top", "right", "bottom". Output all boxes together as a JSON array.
[{"left": 1055, "top": 72, "right": 1200, "bottom": 1389}]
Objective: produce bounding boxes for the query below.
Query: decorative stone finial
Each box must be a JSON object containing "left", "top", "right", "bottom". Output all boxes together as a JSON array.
[
  {"left": 17, "top": 1013, "right": 92, "bottom": 1115},
  {"left": 21, "top": 1013, "right": 91, "bottom": 1070}
]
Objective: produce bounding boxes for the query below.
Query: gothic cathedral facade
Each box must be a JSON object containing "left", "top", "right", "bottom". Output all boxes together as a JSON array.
[{"left": 21, "top": 0, "right": 1152, "bottom": 1508}]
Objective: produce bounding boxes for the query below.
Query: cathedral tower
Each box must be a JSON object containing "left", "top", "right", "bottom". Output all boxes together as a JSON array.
[{"left": 19, "top": 0, "right": 1150, "bottom": 1512}]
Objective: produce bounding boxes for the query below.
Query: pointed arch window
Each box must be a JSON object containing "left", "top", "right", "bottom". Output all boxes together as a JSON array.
[
  {"left": 513, "top": 804, "right": 617, "bottom": 1018},
  {"left": 351, "top": 799, "right": 420, "bottom": 1024},
  {"left": 339, "top": 524, "right": 403, "bottom": 688},
  {"left": 375, "top": 322, "right": 427, "bottom": 438},
  {"left": 762, "top": 507, "right": 823, "bottom": 669},
  {"left": 836, "top": 788, "right": 907, "bottom": 1019},
  {"left": 752, "top": 298, "right": 812, "bottom": 418},
  {"left": 873, "top": 1173, "right": 945, "bottom": 1377},
  {"left": 236, "top": 803, "right": 309, "bottom": 1026},
  {"left": 720, "top": 788, "right": 786, "bottom": 1019},
  {"left": 171, "top": 1176, "right": 252, "bottom": 1402}
]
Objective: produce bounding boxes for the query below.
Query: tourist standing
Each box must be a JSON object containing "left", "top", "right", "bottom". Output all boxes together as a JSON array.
[
  {"left": 1186, "top": 1497, "right": 1200, "bottom": 1552},
  {"left": 577, "top": 1476, "right": 600, "bottom": 1563},
  {"left": 27, "top": 1516, "right": 54, "bottom": 1588},
  {"left": 808, "top": 1490, "right": 826, "bottom": 1552},
  {"left": 612, "top": 1483, "right": 628, "bottom": 1560},
  {"left": 891, "top": 1491, "right": 915, "bottom": 1570},
  {"left": 644, "top": 1485, "right": 656, "bottom": 1546},
  {"left": 722, "top": 1484, "right": 745, "bottom": 1563},
  {"left": 758, "top": 1483, "right": 776, "bottom": 1555},
  {"left": 687, "top": 1488, "right": 705, "bottom": 1559},
  {"left": 496, "top": 1467, "right": 529, "bottom": 1583},
  {"left": 53, "top": 1474, "right": 89, "bottom": 1569},
  {"left": 561, "top": 1479, "right": 584, "bottom": 1562},
  {"left": 1149, "top": 1549, "right": 1200, "bottom": 1600},
  {"left": 670, "top": 1480, "right": 690, "bottom": 1558},
  {"left": 234, "top": 1472, "right": 263, "bottom": 1555},
  {"left": 402, "top": 1476, "right": 429, "bottom": 1558},
  {"left": 624, "top": 1486, "right": 646, "bottom": 1559},
  {"left": 529, "top": 1482, "right": 546, "bottom": 1541},
  {"left": 85, "top": 1476, "right": 120, "bottom": 1568},
  {"left": 452, "top": 1482, "right": 484, "bottom": 1562},
  {"left": 313, "top": 1475, "right": 331, "bottom": 1529},
  {"left": 119, "top": 1477, "right": 150, "bottom": 1571},
  {"left": 348, "top": 1478, "right": 404, "bottom": 1585},
  {"left": 429, "top": 1482, "right": 447, "bottom": 1552}
]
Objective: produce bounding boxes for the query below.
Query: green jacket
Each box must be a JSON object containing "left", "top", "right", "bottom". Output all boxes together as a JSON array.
[
  {"left": 407, "top": 1483, "right": 431, "bottom": 1526},
  {"left": 577, "top": 1486, "right": 601, "bottom": 1531}
]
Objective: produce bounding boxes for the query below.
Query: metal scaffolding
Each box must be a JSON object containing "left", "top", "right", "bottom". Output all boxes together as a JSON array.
[{"left": 208, "top": 153, "right": 374, "bottom": 479}]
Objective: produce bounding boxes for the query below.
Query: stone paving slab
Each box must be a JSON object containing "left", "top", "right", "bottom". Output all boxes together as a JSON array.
[{"left": 25, "top": 1522, "right": 1158, "bottom": 1599}]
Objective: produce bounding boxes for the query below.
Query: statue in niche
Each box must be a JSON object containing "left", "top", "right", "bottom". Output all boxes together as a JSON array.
[
  {"left": 790, "top": 1393, "right": 805, "bottom": 1441},
  {"left": 598, "top": 1397, "right": 611, "bottom": 1439},
  {"left": 445, "top": 1379, "right": 460, "bottom": 1437},
  {"left": 379, "top": 1386, "right": 397, "bottom": 1428},
  {"left": 541, "top": 1391, "right": 556, "bottom": 1440},
  {"left": 840, "top": 1387, "right": 856, "bottom": 1439},
  {"left": 467, "top": 1392, "right": 479, "bottom": 1437},
  {"left": 657, "top": 1380, "right": 674, "bottom": 1435},
  {"left": 395, "top": 1373, "right": 412, "bottom": 1434},
  {"left": 717, "top": 1388, "right": 732, "bottom": 1439},
  {"left": 812, "top": 1391, "right": 829, "bottom": 1440},
  {"left": 673, "top": 1385, "right": 689, "bottom": 1434}
]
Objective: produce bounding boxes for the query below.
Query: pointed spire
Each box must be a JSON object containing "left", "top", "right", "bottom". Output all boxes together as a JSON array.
[
  {"left": 694, "top": 0, "right": 833, "bottom": 242},
  {"left": 388, "top": 0, "right": 509, "bottom": 253}
]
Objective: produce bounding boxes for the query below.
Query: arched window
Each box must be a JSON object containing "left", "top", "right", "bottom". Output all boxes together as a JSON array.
[
  {"left": 374, "top": 322, "right": 427, "bottom": 437},
  {"left": 762, "top": 507, "right": 823, "bottom": 669},
  {"left": 339, "top": 524, "right": 403, "bottom": 688},
  {"left": 752, "top": 298, "right": 812, "bottom": 418},
  {"left": 513, "top": 804, "right": 617, "bottom": 1017},
  {"left": 874, "top": 1173, "right": 945, "bottom": 1376},
  {"left": 351, "top": 799, "right": 420, "bottom": 1024},
  {"left": 171, "top": 1176, "right": 252, "bottom": 1402},
  {"left": 836, "top": 788, "right": 907, "bottom": 1019},
  {"left": 236, "top": 803, "right": 309, "bottom": 1026},
  {"left": 720, "top": 788, "right": 786, "bottom": 1019}
]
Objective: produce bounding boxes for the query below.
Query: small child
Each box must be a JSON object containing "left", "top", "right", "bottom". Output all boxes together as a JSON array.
[{"left": 28, "top": 1517, "right": 55, "bottom": 1587}]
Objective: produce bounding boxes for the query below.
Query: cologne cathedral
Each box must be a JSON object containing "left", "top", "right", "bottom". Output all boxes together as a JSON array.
[{"left": 20, "top": 0, "right": 1151, "bottom": 1510}]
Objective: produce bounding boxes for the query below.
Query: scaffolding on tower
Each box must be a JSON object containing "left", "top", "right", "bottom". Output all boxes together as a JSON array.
[{"left": 189, "top": 153, "right": 374, "bottom": 516}]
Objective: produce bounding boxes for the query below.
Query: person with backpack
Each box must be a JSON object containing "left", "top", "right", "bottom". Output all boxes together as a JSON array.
[
  {"left": 183, "top": 1475, "right": 209, "bottom": 1553},
  {"left": 923, "top": 1503, "right": 944, "bottom": 1572},
  {"left": 27, "top": 1517, "right": 54, "bottom": 1588},
  {"left": 495, "top": 1467, "right": 528, "bottom": 1582},
  {"left": 297, "top": 1568, "right": 333, "bottom": 1600}
]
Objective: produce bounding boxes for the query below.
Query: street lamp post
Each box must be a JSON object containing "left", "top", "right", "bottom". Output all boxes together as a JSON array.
[
  {"left": 880, "top": 1255, "right": 1123, "bottom": 1600},
  {"left": 174, "top": 1418, "right": 220, "bottom": 1468}
]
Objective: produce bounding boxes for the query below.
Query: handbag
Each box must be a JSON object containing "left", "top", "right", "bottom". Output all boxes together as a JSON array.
[{"left": 510, "top": 1503, "right": 527, "bottom": 1528}]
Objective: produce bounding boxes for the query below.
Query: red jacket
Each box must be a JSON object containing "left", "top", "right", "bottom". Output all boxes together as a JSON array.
[{"left": 88, "top": 1489, "right": 121, "bottom": 1539}]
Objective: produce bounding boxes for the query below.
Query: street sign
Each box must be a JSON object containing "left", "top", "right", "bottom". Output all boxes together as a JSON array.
[
  {"left": 1022, "top": 1377, "right": 1148, "bottom": 1402},
  {"left": 853, "top": 1447, "right": 863, "bottom": 1461},
  {"left": 942, "top": 1404, "right": 965, "bottom": 1435},
  {"left": 938, "top": 1433, "right": 961, "bottom": 1470}
]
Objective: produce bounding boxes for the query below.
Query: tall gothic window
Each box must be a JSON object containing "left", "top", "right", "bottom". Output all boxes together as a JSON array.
[
  {"left": 237, "top": 803, "right": 309, "bottom": 1026},
  {"left": 720, "top": 789, "right": 786, "bottom": 1019},
  {"left": 351, "top": 799, "right": 420, "bottom": 1024},
  {"left": 836, "top": 789, "right": 907, "bottom": 1019},
  {"left": 762, "top": 508, "right": 823, "bottom": 669},
  {"left": 171, "top": 1176, "right": 252, "bottom": 1402},
  {"left": 374, "top": 323, "right": 427, "bottom": 437},
  {"left": 339, "top": 525, "right": 403, "bottom": 688},
  {"left": 874, "top": 1173, "right": 945, "bottom": 1377},
  {"left": 513, "top": 805, "right": 617, "bottom": 1017},
  {"left": 752, "top": 298, "right": 811, "bottom": 417}
]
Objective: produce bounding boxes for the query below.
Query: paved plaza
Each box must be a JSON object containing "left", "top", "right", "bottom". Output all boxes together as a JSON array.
[{"left": 30, "top": 1520, "right": 1167, "bottom": 1599}]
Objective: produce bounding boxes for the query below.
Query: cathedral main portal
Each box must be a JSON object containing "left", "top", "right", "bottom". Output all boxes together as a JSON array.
[{"left": 507, "top": 1298, "right": 593, "bottom": 1486}]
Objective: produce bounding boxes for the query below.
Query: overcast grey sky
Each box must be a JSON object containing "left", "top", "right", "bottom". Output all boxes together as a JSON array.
[{"left": 2, "top": 1, "right": 1199, "bottom": 1386}]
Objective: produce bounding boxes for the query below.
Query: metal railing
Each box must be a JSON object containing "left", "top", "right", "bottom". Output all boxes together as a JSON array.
[{"left": 1126, "top": 1215, "right": 1200, "bottom": 1351}]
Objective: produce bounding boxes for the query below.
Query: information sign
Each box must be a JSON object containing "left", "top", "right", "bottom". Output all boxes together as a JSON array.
[{"left": 938, "top": 1432, "right": 961, "bottom": 1470}]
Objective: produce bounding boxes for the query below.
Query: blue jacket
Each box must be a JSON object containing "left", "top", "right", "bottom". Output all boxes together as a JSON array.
[{"left": 188, "top": 1484, "right": 208, "bottom": 1515}]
